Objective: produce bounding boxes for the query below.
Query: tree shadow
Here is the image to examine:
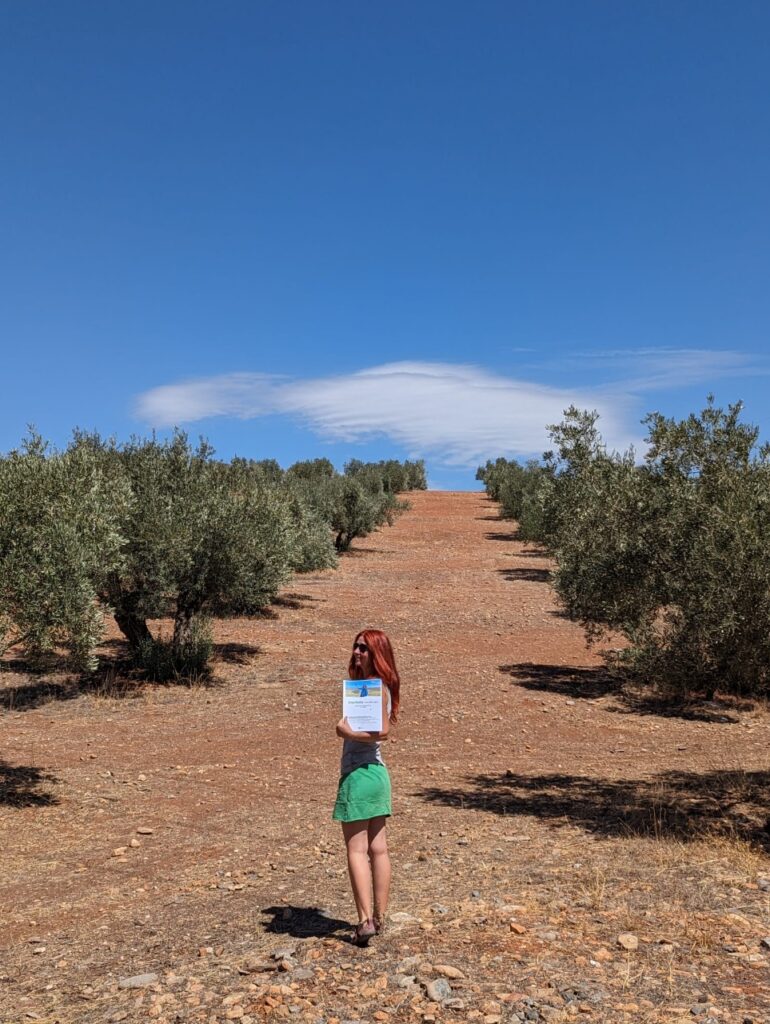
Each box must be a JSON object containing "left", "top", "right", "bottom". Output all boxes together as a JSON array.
[
  {"left": 271, "top": 593, "right": 323, "bottom": 611},
  {"left": 499, "top": 663, "right": 741, "bottom": 723},
  {"left": 1, "top": 653, "right": 65, "bottom": 676},
  {"left": 417, "top": 768, "right": 770, "bottom": 849},
  {"left": 476, "top": 514, "right": 503, "bottom": 522},
  {"left": 214, "top": 642, "right": 263, "bottom": 665},
  {"left": 261, "top": 905, "right": 352, "bottom": 940},
  {"left": 496, "top": 567, "right": 551, "bottom": 584},
  {"left": 0, "top": 678, "right": 83, "bottom": 712},
  {"left": 501, "top": 662, "right": 616, "bottom": 700},
  {"left": 1, "top": 651, "right": 223, "bottom": 712},
  {"left": 0, "top": 760, "right": 59, "bottom": 807},
  {"left": 484, "top": 530, "right": 520, "bottom": 543}
]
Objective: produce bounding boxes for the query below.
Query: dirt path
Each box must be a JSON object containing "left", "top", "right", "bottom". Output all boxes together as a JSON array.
[{"left": 1, "top": 491, "right": 769, "bottom": 1024}]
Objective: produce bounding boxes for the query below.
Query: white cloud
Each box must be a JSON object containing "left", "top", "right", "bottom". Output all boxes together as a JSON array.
[
  {"left": 137, "top": 372, "right": 283, "bottom": 423},
  {"left": 135, "top": 360, "right": 639, "bottom": 466},
  {"left": 533, "top": 347, "right": 762, "bottom": 393}
]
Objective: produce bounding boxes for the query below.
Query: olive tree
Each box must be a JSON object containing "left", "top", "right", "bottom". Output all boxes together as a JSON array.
[
  {"left": 0, "top": 432, "right": 128, "bottom": 670},
  {"left": 540, "top": 400, "right": 770, "bottom": 698},
  {"left": 78, "top": 432, "right": 298, "bottom": 672}
]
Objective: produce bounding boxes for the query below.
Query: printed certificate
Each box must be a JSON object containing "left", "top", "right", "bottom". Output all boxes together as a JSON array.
[{"left": 343, "top": 678, "right": 383, "bottom": 733}]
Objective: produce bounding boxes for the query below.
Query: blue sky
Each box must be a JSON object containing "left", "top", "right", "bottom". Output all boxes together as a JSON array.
[{"left": 2, "top": 1, "right": 769, "bottom": 488}]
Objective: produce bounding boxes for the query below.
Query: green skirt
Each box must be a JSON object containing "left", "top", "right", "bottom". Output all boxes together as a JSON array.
[{"left": 332, "top": 763, "right": 392, "bottom": 822}]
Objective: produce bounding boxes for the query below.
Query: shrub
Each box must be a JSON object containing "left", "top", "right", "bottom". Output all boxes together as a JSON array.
[{"left": 133, "top": 617, "right": 213, "bottom": 682}]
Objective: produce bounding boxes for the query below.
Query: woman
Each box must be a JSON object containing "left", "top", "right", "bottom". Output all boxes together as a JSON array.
[{"left": 333, "top": 628, "right": 400, "bottom": 945}]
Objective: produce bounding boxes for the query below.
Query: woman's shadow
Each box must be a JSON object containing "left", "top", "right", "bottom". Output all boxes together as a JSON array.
[{"left": 261, "top": 905, "right": 353, "bottom": 941}]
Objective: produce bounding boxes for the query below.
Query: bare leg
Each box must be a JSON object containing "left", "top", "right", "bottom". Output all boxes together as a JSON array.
[
  {"left": 368, "top": 816, "right": 391, "bottom": 923},
  {"left": 342, "top": 821, "right": 373, "bottom": 923}
]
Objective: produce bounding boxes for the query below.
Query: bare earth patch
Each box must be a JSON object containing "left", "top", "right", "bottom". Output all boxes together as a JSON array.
[{"left": 1, "top": 491, "right": 769, "bottom": 1024}]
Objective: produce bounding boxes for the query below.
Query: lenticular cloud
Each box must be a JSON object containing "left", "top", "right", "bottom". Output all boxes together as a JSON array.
[{"left": 135, "top": 360, "right": 638, "bottom": 466}]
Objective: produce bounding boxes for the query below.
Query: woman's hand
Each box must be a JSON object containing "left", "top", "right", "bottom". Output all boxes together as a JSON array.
[
  {"left": 336, "top": 716, "right": 353, "bottom": 739},
  {"left": 336, "top": 713, "right": 389, "bottom": 744}
]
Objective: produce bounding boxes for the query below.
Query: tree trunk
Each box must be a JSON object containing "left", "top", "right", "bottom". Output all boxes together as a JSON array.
[
  {"left": 113, "top": 607, "right": 152, "bottom": 650},
  {"left": 172, "top": 608, "right": 196, "bottom": 654},
  {"left": 104, "top": 577, "right": 152, "bottom": 652}
]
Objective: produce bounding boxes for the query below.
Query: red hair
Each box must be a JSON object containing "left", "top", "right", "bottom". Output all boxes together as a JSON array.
[{"left": 348, "top": 628, "right": 400, "bottom": 722}]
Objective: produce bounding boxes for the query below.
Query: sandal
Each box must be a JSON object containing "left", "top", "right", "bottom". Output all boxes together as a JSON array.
[
  {"left": 354, "top": 918, "right": 376, "bottom": 946},
  {"left": 373, "top": 914, "right": 385, "bottom": 935}
]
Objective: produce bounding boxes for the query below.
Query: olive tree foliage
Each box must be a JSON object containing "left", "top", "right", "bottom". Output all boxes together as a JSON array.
[
  {"left": 77, "top": 433, "right": 300, "bottom": 670},
  {"left": 229, "top": 458, "right": 337, "bottom": 575},
  {"left": 0, "top": 432, "right": 128, "bottom": 670},
  {"left": 479, "top": 400, "right": 770, "bottom": 698},
  {"left": 565, "top": 403, "right": 770, "bottom": 697},
  {"left": 475, "top": 456, "right": 552, "bottom": 541},
  {"left": 289, "top": 472, "right": 401, "bottom": 553},
  {"left": 345, "top": 458, "right": 428, "bottom": 492},
  {"left": 284, "top": 457, "right": 420, "bottom": 553},
  {"left": 0, "top": 432, "right": 423, "bottom": 678}
]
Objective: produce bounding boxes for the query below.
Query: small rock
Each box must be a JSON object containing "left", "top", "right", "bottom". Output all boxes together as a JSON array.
[
  {"left": 760, "top": 937, "right": 770, "bottom": 950},
  {"left": 389, "top": 912, "right": 418, "bottom": 925},
  {"left": 470, "top": 889, "right": 481, "bottom": 899},
  {"left": 757, "top": 877, "right": 770, "bottom": 892},
  {"left": 136, "top": 827, "right": 154, "bottom": 835},
  {"left": 616, "top": 933, "right": 639, "bottom": 951},
  {"left": 434, "top": 965, "right": 464, "bottom": 979},
  {"left": 510, "top": 922, "right": 527, "bottom": 935},
  {"left": 395, "top": 974, "right": 417, "bottom": 989},
  {"left": 112, "top": 847, "right": 127, "bottom": 858},
  {"left": 397, "top": 956, "right": 421, "bottom": 970},
  {"left": 129, "top": 838, "right": 141, "bottom": 849},
  {"left": 540, "top": 1009, "right": 563, "bottom": 1022},
  {"left": 118, "top": 972, "right": 158, "bottom": 989},
  {"left": 239, "top": 957, "right": 274, "bottom": 974},
  {"left": 291, "top": 968, "right": 314, "bottom": 981},
  {"left": 272, "top": 945, "right": 298, "bottom": 960},
  {"left": 425, "top": 978, "right": 452, "bottom": 1001}
]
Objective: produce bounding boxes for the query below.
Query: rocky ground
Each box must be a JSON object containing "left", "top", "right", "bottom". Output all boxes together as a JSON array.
[{"left": 1, "top": 491, "right": 769, "bottom": 1024}]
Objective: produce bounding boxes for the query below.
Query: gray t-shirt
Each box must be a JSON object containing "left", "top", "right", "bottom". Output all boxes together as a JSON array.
[{"left": 340, "top": 685, "right": 391, "bottom": 775}]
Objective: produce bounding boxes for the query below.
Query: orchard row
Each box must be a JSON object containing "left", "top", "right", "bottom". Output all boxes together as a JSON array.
[{"left": 0, "top": 431, "right": 425, "bottom": 678}]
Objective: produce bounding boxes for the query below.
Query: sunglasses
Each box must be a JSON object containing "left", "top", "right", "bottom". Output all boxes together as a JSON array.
[{"left": 353, "top": 642, "right": 369, "bottom": 653}]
